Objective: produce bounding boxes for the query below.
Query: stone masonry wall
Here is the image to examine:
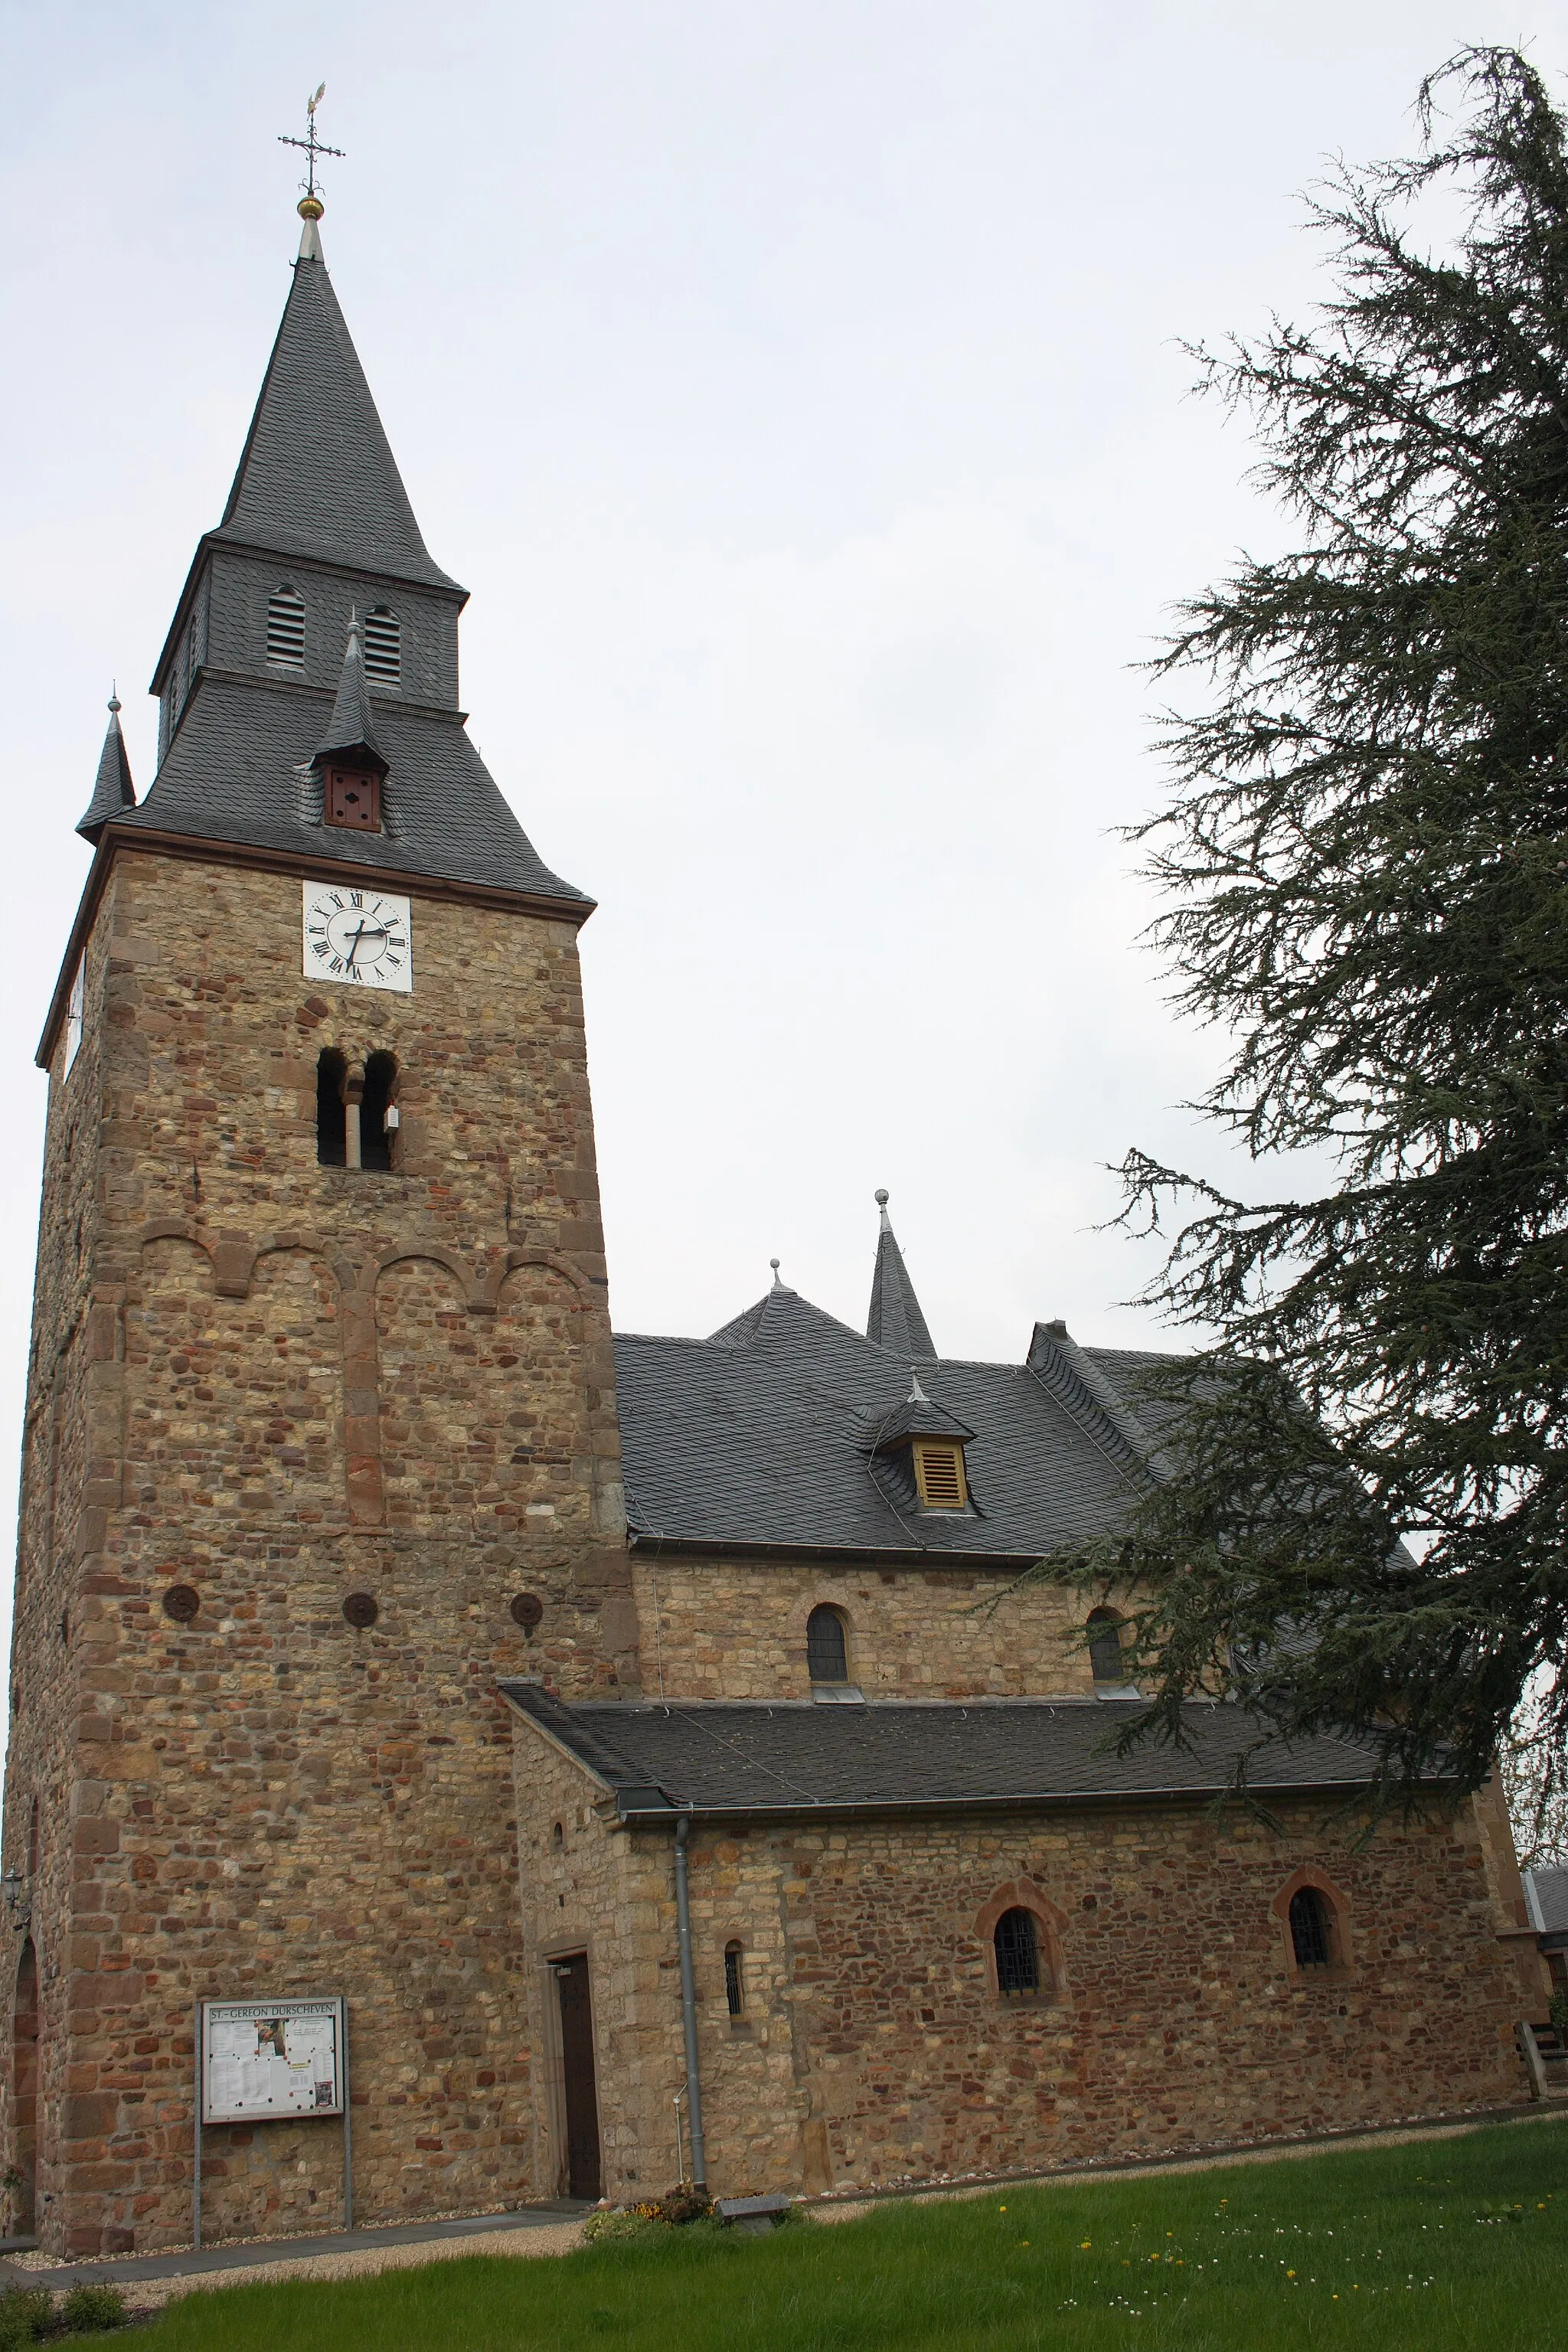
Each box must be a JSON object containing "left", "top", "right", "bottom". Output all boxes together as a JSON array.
[
  {"left": 3, "top": 846, "right": 632, "bottom": 2256},
  {"left": 517, "top": 1723, "right": 1530, "bottom": 2203},
  {"left": 630, "top": 1552, "right": 1108, "bottom": 1700}
]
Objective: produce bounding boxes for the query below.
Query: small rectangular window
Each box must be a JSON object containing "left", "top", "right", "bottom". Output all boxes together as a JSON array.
[
  {"left": 724, "top": 1945, "right": 744, "bottom": 2018},
  {"left": 913, "top": 1442, "right": 966, "bottom": 1509}
]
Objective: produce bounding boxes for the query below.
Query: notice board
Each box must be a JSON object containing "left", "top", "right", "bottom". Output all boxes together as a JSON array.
[{"left": 200, "top": 1997, "right": 345, "bottom": 2125}]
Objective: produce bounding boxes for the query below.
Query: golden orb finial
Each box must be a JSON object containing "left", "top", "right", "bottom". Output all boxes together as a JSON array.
[{"left": 298, "top": 194, "right": 325, "bottom": 221}]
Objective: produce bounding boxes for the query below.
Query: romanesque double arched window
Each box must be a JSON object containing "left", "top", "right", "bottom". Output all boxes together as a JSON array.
[{"left": 316, "top": 1049, "right": 398, "bottom": 1171}]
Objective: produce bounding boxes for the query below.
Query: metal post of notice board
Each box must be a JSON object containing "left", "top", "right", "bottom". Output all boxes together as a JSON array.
[
  {"left": 192, "top": 2001, "right": 203, "bottom": 2250},
  {"left": 341, "top": 2001, "right": 352, "bottom": 2232}
]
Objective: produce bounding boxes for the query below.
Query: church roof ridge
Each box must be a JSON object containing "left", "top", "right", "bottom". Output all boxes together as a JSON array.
[{"left": 75, "top": 693, "right": 136, "bottom": 841}]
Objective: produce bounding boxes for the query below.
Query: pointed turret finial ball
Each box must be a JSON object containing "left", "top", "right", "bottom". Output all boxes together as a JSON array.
[
  {"left": 298, "top": 193, "right": 325, "bottom": 221},
  {"left": 107, "top": 692, "right": 121, "bottom": 715},
  {"left": 874, "top": 1188, "right": 889, "bottom": 1207}
]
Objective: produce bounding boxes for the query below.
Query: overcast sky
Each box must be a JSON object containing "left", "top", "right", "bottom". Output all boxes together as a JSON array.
[{"left": 0, "top": 5, "right": 1554, "bottom": 1664}]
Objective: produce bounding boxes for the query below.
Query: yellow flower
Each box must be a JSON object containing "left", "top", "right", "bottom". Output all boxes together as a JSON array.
[
  {"left": 1287, "top": 2269, "right": 1295, "bottom": 2277},
  {"left": 1080, "top": 2239, "right": 1092, "bottom": 2249}
]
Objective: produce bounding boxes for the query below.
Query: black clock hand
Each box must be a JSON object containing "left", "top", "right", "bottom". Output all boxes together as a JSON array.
[{"left": 344, "top": 920, "right": 369, "bottom": 968}]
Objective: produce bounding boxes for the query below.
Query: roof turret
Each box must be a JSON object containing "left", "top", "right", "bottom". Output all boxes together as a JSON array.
[
  {"left": 75, "top": 694, "right": 136, "bottom": 841},
  {"left": 314, "top": 615, "right": 387, "bottom": 771},
  {"left": 866, "top": 1189, "right": 936, "bottom": 1360}
]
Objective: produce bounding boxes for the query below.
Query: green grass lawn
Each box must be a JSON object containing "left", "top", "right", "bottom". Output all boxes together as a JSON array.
[{"left": 91, "top": 2110, "right": 1568, "bottom": 2350}]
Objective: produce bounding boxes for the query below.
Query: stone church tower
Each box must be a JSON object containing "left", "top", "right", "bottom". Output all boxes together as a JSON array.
[{"left": 2, "top": 195, "right": 633, "bottom": 2256}]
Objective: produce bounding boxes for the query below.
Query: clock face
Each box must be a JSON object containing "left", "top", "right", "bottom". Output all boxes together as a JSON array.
[{"left": 302, "top": 882, "right": 413, "bottom": 992}]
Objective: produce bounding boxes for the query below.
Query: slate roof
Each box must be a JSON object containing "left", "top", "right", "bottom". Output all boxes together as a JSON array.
[
  {"left": 613, "top": 1281, "right": 1174, "bottom": 1560},
  {"left": 501, "top": 1685, "right": 1400, "bottom": 1820},
  {"left": 1526, "top": 1865, "right": 1568, "bottom": 1937},
  {"left": 115, "top": 676, "right": 588, "bottom": 903},
  {"left": 76, "top": 701, "right": 136, "bottom": 841},
  {"left": 212, "top": 242, "right": 460, "bottom": 592}
]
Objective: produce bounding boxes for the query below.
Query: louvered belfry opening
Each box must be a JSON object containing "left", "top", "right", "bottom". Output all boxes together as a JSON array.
[
  {"left": 266, "top": 585, "right": 306, "bottom": 666},
  {"left": 363, "top": 606, "right": 401, "bottom": 687},
  {"left": 994, "top": 1907, "right": 1042, "bottom": 1998},
  {"left": 913, "top": 1440, "right": 966, "bottom": 1510}
]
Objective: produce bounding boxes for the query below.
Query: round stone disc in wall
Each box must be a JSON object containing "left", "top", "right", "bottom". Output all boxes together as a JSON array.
[
  {"left": 342, "top": 1592, "right": 380, "bottom": 1629},
  {"left": 510, "top": 1592, "right": 544, "bottom": 1631},
  {"left": 162, "top": 1585, "right": 200, "bottom": 1624}
]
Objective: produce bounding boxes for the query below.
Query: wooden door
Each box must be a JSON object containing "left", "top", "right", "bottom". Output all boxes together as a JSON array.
[{"left": 555, "top": 1955, "right": 601, "bottom": 2201}]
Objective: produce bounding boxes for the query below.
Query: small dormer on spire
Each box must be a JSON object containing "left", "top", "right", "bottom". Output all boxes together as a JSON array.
[
  {"left": 76, "top": 693, "right": 136, "bottom": 842},
  {"left": 866, "top": 1188, "right": 936, "bottom": 1360},
  {"left": 313, "top": 616, "right": 387, "bottom": 832}
]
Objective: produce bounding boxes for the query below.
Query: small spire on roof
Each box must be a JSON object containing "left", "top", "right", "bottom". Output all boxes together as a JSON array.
[
  {"left": 866, "top": 1188, "right": 936, "bottom": 1361},
  {"left": 908, "top": 1370, "right": 929, "bottom": 1404},
  {"left": 769, "top": 1258, "right": 783, "bottom": 1289},
  {"left": 75, "top": 691, "right": 137, "bottom": 842},
  {"left": 313, "top": 612, "right": 387, "bottom": 774}
]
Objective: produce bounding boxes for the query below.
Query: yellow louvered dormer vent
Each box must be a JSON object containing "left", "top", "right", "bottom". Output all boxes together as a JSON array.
[{"left": 913, "top": 1440, "right": 967, "bottom": 1510}]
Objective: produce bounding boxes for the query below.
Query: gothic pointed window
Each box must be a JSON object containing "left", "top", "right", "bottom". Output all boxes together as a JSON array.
[
  {"left": 363, "top": 607, "right": 401, "bottom": 688},
  {"left": 267, "top": 585, "right": 306, "bottom": 668}
]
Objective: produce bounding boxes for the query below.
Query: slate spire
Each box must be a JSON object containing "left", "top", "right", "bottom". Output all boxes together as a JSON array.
[
  {"left": 866, "top": 1189, "right": 936, "bottom": 1360},
  {"left": 212, "top": 204, "right": 459, "bottom": 589},
  {"left": 314, "top": 614, "right": 387, "bottom": 772},
  {"left": 76, "top": 693, "right": 136, "bottom": 841}
]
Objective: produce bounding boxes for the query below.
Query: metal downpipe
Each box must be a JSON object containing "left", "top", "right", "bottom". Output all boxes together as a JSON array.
[{"left": 673, "top": 1811, "right": 707, "bottom": 2190}]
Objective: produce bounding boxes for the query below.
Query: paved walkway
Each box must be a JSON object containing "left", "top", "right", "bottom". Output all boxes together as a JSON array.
[{"left": 0, "top": 2200, "right": 590, "bottom": 2307}]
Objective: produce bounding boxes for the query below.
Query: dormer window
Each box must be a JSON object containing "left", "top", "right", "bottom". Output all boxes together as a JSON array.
[
  {"left": 324, "top": 766, "right": 382, "bottom": 831},
  {"left": 363, "top": 607, "right": 401, "bottom": 688},
  {"left": 267, "top": 585, "right": 306, "bottom": 667},
  {"left": 913, "top": 1440, "right": 966, "bottom": 1510}
]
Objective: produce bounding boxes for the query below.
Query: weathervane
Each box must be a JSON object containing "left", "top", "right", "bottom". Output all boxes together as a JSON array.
[{"left": 279, "top": 83, "right": 344, "bottom": 214}]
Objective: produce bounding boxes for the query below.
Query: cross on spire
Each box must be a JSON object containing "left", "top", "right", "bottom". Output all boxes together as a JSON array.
[{"left": 279, "top": 83, "right": 345, "bottom": 213}]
